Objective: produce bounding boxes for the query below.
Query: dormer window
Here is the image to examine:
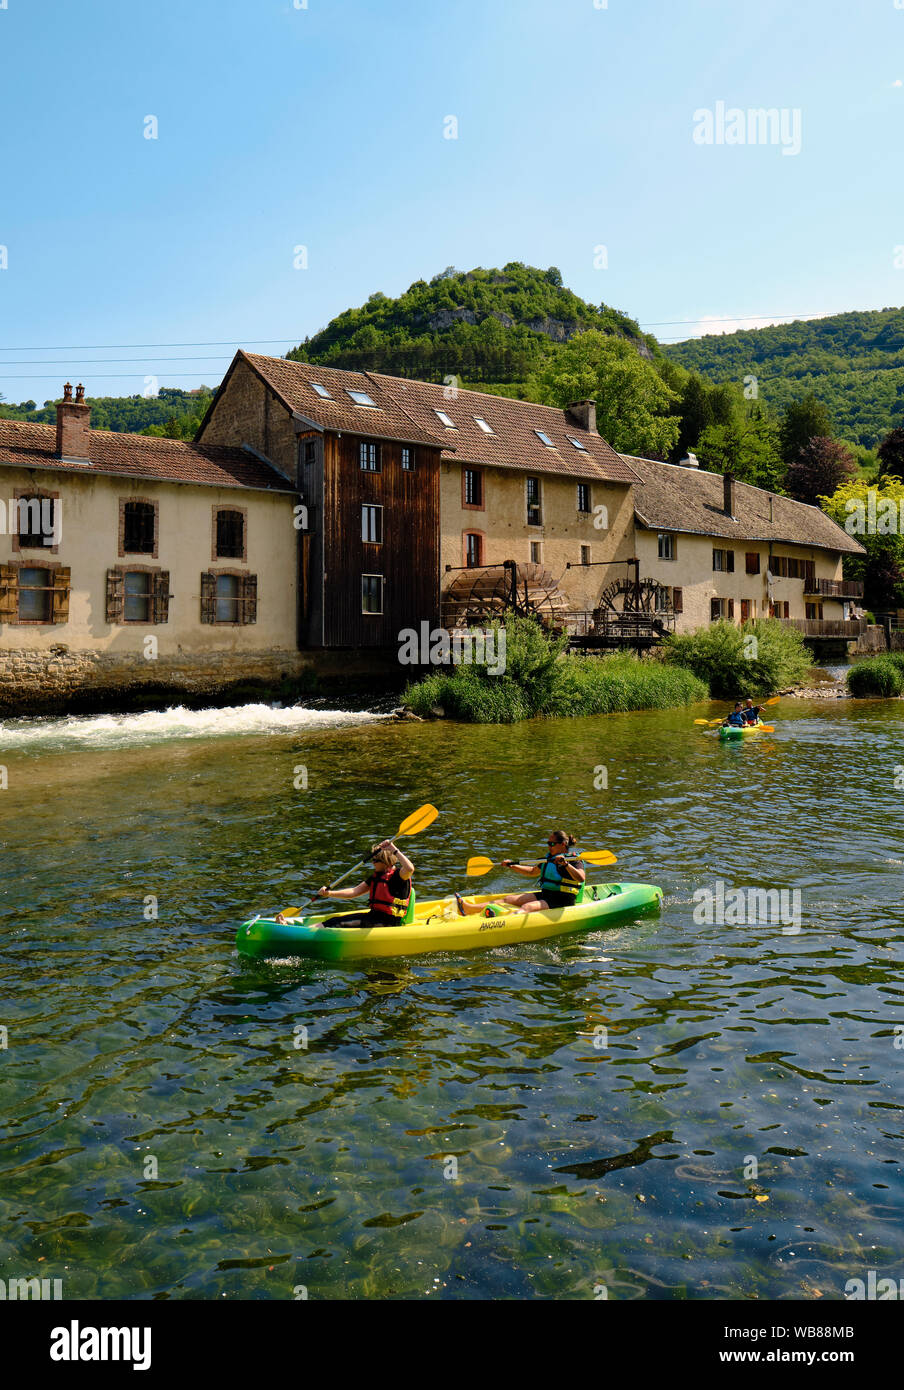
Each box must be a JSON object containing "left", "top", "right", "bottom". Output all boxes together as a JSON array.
[
  {"left": 347, "top": 390, "right": 377, "bottom": 408},
  {"left": 534, "top": 430, "right": 555, "bottom": 448},
  {"left": 435, "top": 410, "right": 457, "bottom": 428}
]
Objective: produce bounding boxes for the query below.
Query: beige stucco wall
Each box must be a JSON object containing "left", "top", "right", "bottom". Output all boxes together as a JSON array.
[
  {"left": 0, "top": 468, "right": 298, "bottom": 654},
  {"left": 635, "top": 527, "right": 846, "bottom": 631},
  {"left": 441, "top": 462, "right": 636, "bottom": 608}
]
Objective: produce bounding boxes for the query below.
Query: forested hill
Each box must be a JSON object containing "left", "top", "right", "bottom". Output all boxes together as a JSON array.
[
  {"left": 666, "top": 307, "right": 904, "bottom": 447},
  {"left": 288, "top": 262, "right": 657, "bottom": 389},
  {"left": 0, "top": 387, "right": 215, "bottom": 438}
]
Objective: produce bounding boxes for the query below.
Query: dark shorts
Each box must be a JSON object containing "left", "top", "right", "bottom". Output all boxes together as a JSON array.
[
  {"left": 328, "top": 911, "right": 399, "bottom": 930},
  {"left": 537, "top": 889, "right": 577, "bottom": 910}
]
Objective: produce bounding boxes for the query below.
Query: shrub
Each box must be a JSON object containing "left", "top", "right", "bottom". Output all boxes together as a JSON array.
[
  {"left": 846, "top": 656, "right": 904, "bottom": 697},
  {"left": 663, "top": 619, "right": 811, "bottom": 699}
]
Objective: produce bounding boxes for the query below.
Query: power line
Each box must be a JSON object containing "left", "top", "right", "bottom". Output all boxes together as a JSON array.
[
  {"left": 638, "top": 311, "right": 839, "bottom": 329},
  {"left": 0, "top": 338, "right": 298, "bottom": 352},
  {"left": 0, "top": 356, "right": 237, "bottom": 365}
]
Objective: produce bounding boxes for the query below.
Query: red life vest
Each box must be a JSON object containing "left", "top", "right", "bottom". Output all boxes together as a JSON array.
[{"left": 368, "top": 868, "right": 412, "bottom": 919}]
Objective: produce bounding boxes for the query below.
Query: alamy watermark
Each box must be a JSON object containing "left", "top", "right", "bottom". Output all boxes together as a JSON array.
[
  {"left": 693, "top": 102, "right": 802, "bottom": 157},
  {"left": 693, "top": 881, "right": 801, "bottom": 933},
  {"left": 398, "top": 622, "right": 506, "bottom": 675},
  {"left": 845, "top": 491, "right": 904, "bottom": 535},
  {"left": 0, "top": 497, "right": 61, "bottom": 546}
]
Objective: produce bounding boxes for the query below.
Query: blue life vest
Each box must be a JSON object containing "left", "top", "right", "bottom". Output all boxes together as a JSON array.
[
  {"left": 537, "top": 851, "right": 583, "bottom": 898},
  {"left": 727, "top": 711, "right": 745, "bottom": 726}
]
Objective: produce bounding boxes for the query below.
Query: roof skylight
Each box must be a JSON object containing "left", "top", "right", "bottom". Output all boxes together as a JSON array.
[
  {"left": 435, "top": 409, "right": 457, "bottom": 428},
  {"left": 535, "top": 430, "right": 556, "bottom": 447},
  {"left": 473, "top": 416, "right": 495, "bottom": 434},
  {"left": 311, "top": 383, "right": 333, "bottom": 399},
  {"left": 567, "top": 436, "right": 588, "bottom": 451},
  {"left": 347, "top": 389, "right": 377, "bottom": 407}
]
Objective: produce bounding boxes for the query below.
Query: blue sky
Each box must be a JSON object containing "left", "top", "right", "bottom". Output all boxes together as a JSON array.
[{"left": 0, "top": 0, "right": 902, "bottom": 403}]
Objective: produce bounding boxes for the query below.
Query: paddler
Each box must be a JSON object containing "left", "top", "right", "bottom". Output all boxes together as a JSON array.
[
  {"left": 275, "top": 840, "right": 414, "bottom": 928},
  {"left": 454, "top": 830, "right": 586, "bottom": 916},
  {"left": 723, "top": 702, "right": 746, "bottom": 727},
  {"left": 741, "top": 698, "right": 763, "bottom": 725}
]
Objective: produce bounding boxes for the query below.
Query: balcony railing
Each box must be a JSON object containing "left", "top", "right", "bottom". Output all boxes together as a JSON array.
[
  {"left": 780, "top": 618, "right": 866, "bottom": 638},
  {"left": 802, "top": 578, "right": 864, "bottom": 599}
]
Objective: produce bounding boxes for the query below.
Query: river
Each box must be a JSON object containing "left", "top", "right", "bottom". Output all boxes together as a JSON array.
[{"left": 1, "top": 697, "right": 901, "bottom": 1300}]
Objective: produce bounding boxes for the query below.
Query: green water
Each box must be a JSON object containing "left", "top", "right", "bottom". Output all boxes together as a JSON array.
[{"left": 1, "top": 699, "right": 902, "bottom": 1300}]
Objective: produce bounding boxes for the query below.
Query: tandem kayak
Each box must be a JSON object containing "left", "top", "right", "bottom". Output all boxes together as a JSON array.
[
  {"left": 719, "top": 721, "right": 765, "bottom": 740},
  {"left": 236, "top": 882, "right": 664, "bottom": 962}
]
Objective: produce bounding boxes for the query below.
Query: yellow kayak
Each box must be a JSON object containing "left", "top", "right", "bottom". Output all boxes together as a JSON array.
[{"left": 236, "top": 882, "right": 664, "bottom": 961}]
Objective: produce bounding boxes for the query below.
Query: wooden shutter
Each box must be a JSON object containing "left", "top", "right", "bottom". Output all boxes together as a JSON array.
[
  {"left": 200, "top": 571, "right": 216, "bottom": 624},
  {"left": 728, "top": 598, "right": 735, "bottom": 619},
  {"left": 52, "top": 567, "right": 71, "bottom": 624},
  {"left": 0, "top": 564, "right": 17, "bottom": 622},
  {"left": 106, "top": 569, "right": 124, "bottom": 624},
  {"left": 672, "top": 587, "right": 683, "bottom": 614},
  {"left": 727, "top": 550, "right": 734, "bottom": 573},
  {"left": 153, "top": 570, "right": 171, "bottom": 624},
  {"left": 242, "top": 573, "right": 258, "bottom": 625}
]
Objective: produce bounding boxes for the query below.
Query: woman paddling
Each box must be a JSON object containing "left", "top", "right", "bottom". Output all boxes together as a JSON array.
[
  {"left": 275, "top": 840, "right": 414, "bottom": 928},
  {"left": 455, "top": 830, "right": 586, "bottom": 916}
]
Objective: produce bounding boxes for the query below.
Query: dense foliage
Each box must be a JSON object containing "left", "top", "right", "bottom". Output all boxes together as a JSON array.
[
  {"left": 819, "top": 476, "right": 904, "bottom": 609},
  {"left": 663, "top": 619, "right": 811, "bottom": 700},
  {"left": 666, "top": 307, "right": 904, "bottom": 448},
  {"left": 0, "top": 387, "right": 214, "bottom": 437},
  {"left": 401, "top": 617, "right": 706, "bottom": 723},
  {"left": 846, "top": 654, "right": 904, "bottom": 697}
]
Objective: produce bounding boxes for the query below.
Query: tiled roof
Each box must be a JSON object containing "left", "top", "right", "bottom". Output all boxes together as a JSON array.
[
  {"left": 238, "top": 353, "right": 446, "bottom": 449},
  {"left": 370, "top": 373, "right": 638, "bottom": 484},
  {"left": 625, "top": 454, "right": 865, "bottom": 556},
  {"left": 0, "top": 418, "right": 295, "bottom": 492}
]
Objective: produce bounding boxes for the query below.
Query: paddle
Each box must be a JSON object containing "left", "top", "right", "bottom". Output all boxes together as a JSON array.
[
  {"left": 466, "top": 849, "right": 617, "bottom": 877},
  {"left": 279, "top": 803, "right": 439, "bottom": 918},
  {"left": 695, "top": 695, "right": 781, "bottom": 728}
]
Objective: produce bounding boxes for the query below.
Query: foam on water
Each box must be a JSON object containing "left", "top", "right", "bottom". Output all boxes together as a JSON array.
[{"left": 0, "top": 702, "right": 387, "bottom": 753}]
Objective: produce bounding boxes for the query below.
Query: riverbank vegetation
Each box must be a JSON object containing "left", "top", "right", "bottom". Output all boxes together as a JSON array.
[
  {"left": 662, "top": 619, "right": 811, "bottom": 700},
  {"left": 846, "top": 653, "right": 904, "bottom": 697},
  {"left": 402, "top": 618, "right": 707, "bottom": 723}
]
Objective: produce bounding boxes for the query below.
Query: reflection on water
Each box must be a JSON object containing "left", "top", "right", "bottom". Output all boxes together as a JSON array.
[{"left": 0, "top": 698, "right": 902, "bottom": 1299}]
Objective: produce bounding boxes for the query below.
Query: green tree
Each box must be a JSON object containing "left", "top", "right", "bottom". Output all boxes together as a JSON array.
[
  {"left": 877, "top": 426, "right": 904, "bottom": 482},
  {"left": 529, "top": 330, "right": 680, "bottom": 457},
  {"left": 779, "top": 393, "right": 834, "bottom": 464},
  {"left": 695, "top": 407, "right": 786, "bottom": 491},
  {"left": 820, "top": 476, "right": 904, "bottom": 609}
]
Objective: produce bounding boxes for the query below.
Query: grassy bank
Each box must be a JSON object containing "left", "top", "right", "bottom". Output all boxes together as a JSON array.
[
  {"left": 663, "top": 619, "right": 811, "bottom": 699},
  {"left": 847, "top": 652, "right": 904, "bottom": 697},
  {"left": 402, "top": 618, "right": 707, "bottom": 723}
]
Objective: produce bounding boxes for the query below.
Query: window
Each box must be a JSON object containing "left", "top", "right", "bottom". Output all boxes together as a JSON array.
[
  {"left": 401, "top": 447, "right": 414, "bottom": 471},
  {"left": 200, "top": 571, "right": 257, "bottom": 625},
  {"left": 311, "top": 383, "right": 333, "bottom": 399},
  {"left": 122, "top": 501, "right": 156, "bottom": 555},
  {"left": 16, "top": 496, "right": 56, "bottom": 549},
  {"left": 658, "top": 532, "right": 675, "bottom": 560},
  {"left": 303, "top": 439, "right": 317, "bottom": 464},
  {"left": 712, "top": 548, "right": 734, "bottom": 573},
  {"left": 655, "top": 586, "right": 671, "bottom": 612},
  {"left": 710, "top": 597, "right": 731, "bottom": 621},
  {"left": 530, "top": 542, "right": 542, "bottom": 564},
  {"left": 106, "top": 568, "right": 169, "bottom": 625},
  {"left": 465, "top": 533, "right": 483, "bottom": 568},
  {"left": 123, "top": 571, "right": 151, "bottom": 622},
  {"left": 17, "top": 567, "right": 54, "bottom": 622},
  {"left": 527, "top": 477, "right": 542, "bottom": 526},
  {"left": 745, "top": 552, "right": 761, "bottom": 575},
  {"left": 568, "top": 437, "right": 588, "bottom": 452},
  {"left": 779, "top": 600, "right": 790, "bottom": 618},
  {"left": 347, "top": 390, "right": 376, "bottom": 408},
  {"left": 577, "top": 483, "right": 591, "bottom": 514},
  {"left": 435, "top": 409, "right": 456, "bottom": 428},
  {"left": 473, "top": 416, "right": 494, "bottom": 434},
  {"left": 806, "top": 602, "right": 824, "bottom": 620},
  {"left": 740, "top": 599, "right": 751, "bottom": 622},
  {"left": 359, "top": 442, "right": 381, "bottom": 472},
  {"left": 362, "top": 574, "right": 383, "bottom": 614},
  {"left": 463, "top": 468, "right": 483, "bottom": 508},
  {"left": 362, "top": 504, "right": 383, "bottom": 544},
  {"left": 672, "top": 587, "right": 683, "bottom": 614},
  {"left": 580, "top": 545, "right": 591, "bottom": 566},
  {"left": 534, "top": 430, "right": 555, "bottom": 448},
  {"left": 216, "top": 509, "right": 245, "bottom": 560}
]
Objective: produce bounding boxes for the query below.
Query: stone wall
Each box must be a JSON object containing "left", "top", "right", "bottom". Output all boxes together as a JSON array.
[{"left": 0, "top": 646, "right": 405, "bottom": 714}]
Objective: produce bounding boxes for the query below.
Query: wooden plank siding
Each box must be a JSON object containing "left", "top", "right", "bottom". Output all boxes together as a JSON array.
[{"left": 321, "top": 433, "right": 441, "bottom": 647}]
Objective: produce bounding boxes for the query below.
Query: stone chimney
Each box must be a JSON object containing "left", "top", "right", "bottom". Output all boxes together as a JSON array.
[
  {"left": 56, "top": 382, "right": 91, "bottom": 460},
  {"left": 567, "top": 399, "right": 597, "bottom": 434},
  {"left": 724, "top": 471, "right": 736, "bottom": 518},
  {"left": 680, "top": 451, "right": 699, "bottom": 469}
]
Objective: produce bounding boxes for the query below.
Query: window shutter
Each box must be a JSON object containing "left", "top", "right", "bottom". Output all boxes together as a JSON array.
[
  {"left": 727, "top": 550, "right": 734, "bottom": 573},
  {"left": 728, "top": 598, "right": 735, "bottom": 619},
  {"left": 0, "top": 565, "right": 17, "bottom": 622},
  {"left": 106, "top": 568, "right": 124, "bottom": 624},
  {"left": 242, "top": 573, "right": 258, "bottom": 625},
  {"left": 672, "top": 587, "right": 683, "bottom": 614},
  {"left": 200, "top": 571, "right": 216, "bottom": 624},
  {"left": 52, "top": 567, "right": 71, "bottom": 624},
  {"left": 153, "top": 571, "right": 171, "bottom": 624}
]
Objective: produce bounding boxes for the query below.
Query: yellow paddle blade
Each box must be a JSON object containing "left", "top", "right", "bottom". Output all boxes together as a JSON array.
[
  {"left": 466, "top": 856, "right": 495, "bottom": 876},
  {"left": 694, "top": 719, "right": 710, "bottom": 726},
  {"left": 764, "top": 696, "right": 781, "bottom": 706},
  {"left": 759, "top": 725, "right": 774, "bottom": 733},
  {"left": 708, "top": 718, "right": 725, "bottom": 726},
  {"left": 579, "top": 850, "right": 617, "bottom": 866},
  {"left": 398, "top": 803, "right": 439, "bottom": 837}
]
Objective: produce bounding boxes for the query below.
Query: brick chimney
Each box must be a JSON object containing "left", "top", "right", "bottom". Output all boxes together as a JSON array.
[
  {"left": 567, "top": 399, "right": 597, "bottom": 434},
  {"left": 724, "top": 471, "right": 736, "bottom": 518},
  {"left": 56, "top": 382, "right": 91, "bottom": 460}
]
